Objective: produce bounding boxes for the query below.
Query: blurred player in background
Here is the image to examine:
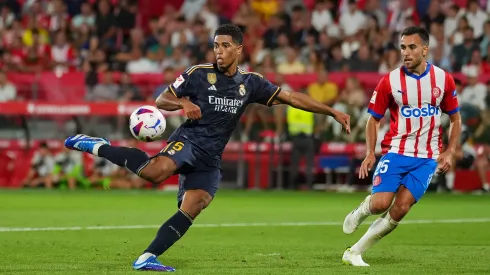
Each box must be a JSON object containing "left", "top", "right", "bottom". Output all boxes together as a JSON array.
[
  {"left": 342, "top": 27, "right": 462, "bottom": 266},
  {"left": 64, "top": 24, "right": 351, "bottom": 272},
  {"left": 22, "top": 142, "right": 55, "bottom": 189},
  {"left": 52, "top": 147, "right": 87, "bottom": 189}
]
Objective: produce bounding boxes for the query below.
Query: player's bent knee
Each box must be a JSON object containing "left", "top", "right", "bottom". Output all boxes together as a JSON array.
[
  {"left": 389, "top": 203, "right": 411, "bottom": 221},
  {"left": 180, "top": 190, "right": 213, "bottom": 219},
  {"left": 140, "top": 156, "right": 177, "bottom": 184},
  {"left": 370, "top": 194, "right": 393, "bottom": 214}
]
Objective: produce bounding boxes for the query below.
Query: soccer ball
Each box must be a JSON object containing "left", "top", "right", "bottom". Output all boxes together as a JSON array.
[{"left": 129, "top": 106, "right": 166, "bottom": 142}]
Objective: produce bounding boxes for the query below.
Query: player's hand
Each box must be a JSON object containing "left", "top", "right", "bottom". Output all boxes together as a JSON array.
[
  {"left": 359, "top": 152, "right": 377, "bottom": 179},
  {"left": 333, "top": 111, "right": 351, "bottom": 134},
  {"left": 436, "top": 151, "right": 452, "bottom": 174},
  {"left": 182, "top": 101, "right": 202, "bottom": 120}
]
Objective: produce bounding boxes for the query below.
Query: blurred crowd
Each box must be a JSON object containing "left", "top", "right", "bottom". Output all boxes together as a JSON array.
[
  {"left": 0, "top": 0, "right": 488, "bottom": 136},
  {"left": 3, "top": 0, "right": 490, "bottom": 74},
  {"left": 0, "top": 0, "right": 489, "bottom": 189}
]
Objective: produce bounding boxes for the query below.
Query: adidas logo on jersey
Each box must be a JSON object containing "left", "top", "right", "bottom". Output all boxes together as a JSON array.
[{"left": 208, "top": 85, "right": 217, "bottom": 91}]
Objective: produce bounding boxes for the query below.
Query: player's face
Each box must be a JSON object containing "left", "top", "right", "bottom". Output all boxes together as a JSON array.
[
  {"left": 400, "top": 34, "right": 428, "bottom": 71},
  {"left": 213, "top": 35, "right": 242, "bottom": 69}
]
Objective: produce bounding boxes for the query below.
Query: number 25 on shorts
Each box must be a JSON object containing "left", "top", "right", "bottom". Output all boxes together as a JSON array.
[
  {"left": 375, "top": 160, "right": 390, "bottom": 175},
  {"left": 161, "top": 141, "right": 185, "bottom": 153}
]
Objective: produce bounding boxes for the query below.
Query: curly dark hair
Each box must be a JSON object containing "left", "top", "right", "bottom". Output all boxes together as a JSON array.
[{"left": 214, "top": 24, "right": 243, "bottom": 45}]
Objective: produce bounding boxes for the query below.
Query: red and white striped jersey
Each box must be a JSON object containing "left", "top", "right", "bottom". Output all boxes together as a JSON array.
[{"left": 368, "top": 63, "right": 459, "bottom": 159}]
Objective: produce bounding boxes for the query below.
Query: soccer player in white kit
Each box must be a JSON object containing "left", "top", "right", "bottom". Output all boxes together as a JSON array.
[{"left": 342, "top": 26, "right": 462, "bottom": 266}]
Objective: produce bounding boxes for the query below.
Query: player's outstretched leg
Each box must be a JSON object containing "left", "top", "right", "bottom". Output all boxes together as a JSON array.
[{"left": 65, "top": 134, "right": 157, "bottom": 181}]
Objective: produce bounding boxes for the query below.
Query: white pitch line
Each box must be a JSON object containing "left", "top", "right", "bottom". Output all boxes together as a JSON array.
[{"left": 1, "top": 218, "right": 489, "bottom": 233}]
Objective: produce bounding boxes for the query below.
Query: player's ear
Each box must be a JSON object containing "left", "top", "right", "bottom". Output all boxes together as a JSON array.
[
  {"left": 236, "top": 44, "right": 243, "bottom": 55},
  {"left": 422, "top": 45, "right": 429, "bottom": 57}
]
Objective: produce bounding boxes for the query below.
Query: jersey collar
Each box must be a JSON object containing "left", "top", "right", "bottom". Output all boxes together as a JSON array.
[
  {"left": 213, "top": 63, "right": 239, "bottom": 78},
  {"left": 402, "top": 62, "right": 431, "bottom": 80}
]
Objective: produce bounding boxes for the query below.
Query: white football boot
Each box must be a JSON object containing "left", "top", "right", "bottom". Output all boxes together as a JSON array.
[{"left": 342, "top": 247, "right": 370, "bottom": 267}]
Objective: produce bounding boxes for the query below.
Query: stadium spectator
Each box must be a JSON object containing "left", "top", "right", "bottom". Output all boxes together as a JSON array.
[
  {"left": 348, "top": 44, "right": 378, "bottom": 72},
  {"left": 48, "top": 0, "right": 70, "bottom": 34},
  {"left": 339, "top": 0, "right": 366, "bottom": 37},
  {"left": 311, "top": 0, "right": 334, "bottom": 33},
  {"left": 286, "top": 91, "right": 317, "bottom": 190},
  {"left": 114, "top": 0, "right": 138, "bottom": 32},
  {"left": 329, "top": 76, "right": 366, "bottom": 141},
  {"left": 0, "top": 5, "right": 15, "bottom": 30},
  {"left": 82, "top": 36, "right": 109, "bottom": 74},
  {"left": 95, "top": 0, "right": 117, "bottom": 47},
  {"left": 0, "top": 71, "right": 16, "bottom": 101},
  {"left": 160, "top": 46, "right": 190, "bottom": 72},
  {"left": 276, "top": 47, "right": 305, "bottom": 74},
  {"left": 89, "top": 157, "right": 117, "bottom": 189},
  {"left": 89, "top": 70, "right": 119, "bottom": 101},
  {"left": 326, "top": 42, "right": 350, "bottom": 72},
  {"left": 50, "top": 31, "right": 76, "bottom": 73},
  {"left": 452, "top": 26, "right": 478, "bottom": 71},
  {"left": 180, "top": 0, "right": 207, "bottom": 21},
  {"left": 307, "top": 70, "right": 338, "bottom": 106},
  {"left": 460, "top": 66, "right": 487, "bottom": 110},
  {"left": 22, "top": 142, "right": 55, "bottom": 189},
  {"left": 379, "top": 47, "right": 403, "bottom": 73},
  {"left": 71, "top": 1, "right": 95, "bottom": 31},
  {"left": 444, "top": 4, "right": 460, "bottom": 38},
  {"left": 52, "top": 147, "right": 86, "bottom": 190},
  {"left": 169, "top": 15, "right": 194, "bottom": 48},
  {"left": 465, "top": 0, "right": 487, "bottom": 38}
]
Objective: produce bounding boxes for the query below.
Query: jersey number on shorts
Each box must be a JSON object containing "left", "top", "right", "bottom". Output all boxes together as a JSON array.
[
  {"left": 161, "top": 141, "right": 185, "bottom": 153},
  {"left": 374, "top": 160, "right": 390, "bottom": 175}
]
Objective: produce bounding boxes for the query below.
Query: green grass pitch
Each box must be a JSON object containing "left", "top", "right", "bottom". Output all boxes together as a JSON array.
[{"left": 0, "top": 190, "right": 489, "bottom": 274}]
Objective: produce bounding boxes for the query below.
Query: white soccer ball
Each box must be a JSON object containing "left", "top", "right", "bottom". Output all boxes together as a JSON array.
[{"left": 129, "top": 105, "right": 167, "bottom": 142}]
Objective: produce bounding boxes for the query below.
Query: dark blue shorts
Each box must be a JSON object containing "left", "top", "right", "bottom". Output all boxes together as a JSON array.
[
  {"left": 372, "top": 153, "right": 437, "bottom": 202},
  {"left": 155, "top": 140, "right": 221, "bottom": 205}
]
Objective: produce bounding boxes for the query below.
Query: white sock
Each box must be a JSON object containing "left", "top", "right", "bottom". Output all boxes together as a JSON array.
[
  {"left": 355, "top": 195, "right": 372, "bottom": 219},
  {"left": 135, "top": 252, "right": 155, "bottom": 265},
  {"left": 92, "top": 143, "right": 104, "bottom": 156},
  {"left": 446, "top": 171, "right": 455, "bottom": 190},
  {"left": 350, "top": 212, "right": 399, "bottom": 255},
  {"left": 483, "top": 183, "right": 489, "bottom": 191}
]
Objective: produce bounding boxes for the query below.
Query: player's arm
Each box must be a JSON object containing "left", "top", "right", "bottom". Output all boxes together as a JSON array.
[
  {"left": 437, "top": 73, "right": 462, "bottom": 173},
  {"left": 155, "top": 71, "right": 201, "bottom": 119},
  {"left": 359, "top": 76, "right": 391, "bottom": 179},
  {"left": 272, "top": 90, "right": 350, "bottom": 133},
  {"left": 441, "top": 73, "right": 462, "bottom": 155},
  {"left": 155, "top": 88, "right": 191, "bottom": 111},
  {"left": 272, "top": 89, "right": 334, "bottom": 115},
  {"left": 441, "top": 73, "right": 462, "bottom": 154},
  {"left": 446, "top": 113, "right": 462, "bottom": 154},
  {"left": 365, "top": 115, "right": 381, "bottom": 156}
]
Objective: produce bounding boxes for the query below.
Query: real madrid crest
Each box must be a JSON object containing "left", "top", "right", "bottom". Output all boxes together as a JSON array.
[
  {"left": 239, "top": 84, "right": 246, "bottom": 96},
  {"left": 207, "top": 73, "right": 217, "bottom": 85}
]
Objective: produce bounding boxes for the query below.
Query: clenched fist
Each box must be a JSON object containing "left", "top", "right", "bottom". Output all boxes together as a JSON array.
[{"left": 182, "top": 101, "right": 202, "bottom": 120}]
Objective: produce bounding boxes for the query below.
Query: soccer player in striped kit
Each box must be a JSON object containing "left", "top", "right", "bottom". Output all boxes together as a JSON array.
[{"left": 342, "top": 26, "right": 462, "bottom": 266}]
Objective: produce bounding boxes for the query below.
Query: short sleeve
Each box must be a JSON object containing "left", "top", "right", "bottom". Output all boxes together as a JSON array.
[
  {"left": 168, "top": 70, "right": 196, "bottom": 98},
  {"left": 440, "top": 72, "right": 460, "bottom": 115},
  {"left": 367, "top": 76, "right": 391, "bottom": 119},
  {"left": 252, "top": 75, "right": 281, "bottom": 106}
]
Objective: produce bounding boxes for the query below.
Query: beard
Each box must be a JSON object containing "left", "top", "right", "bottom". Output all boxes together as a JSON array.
[{"left": 409, "top": 56, "right": 424, "bottom": 70}]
